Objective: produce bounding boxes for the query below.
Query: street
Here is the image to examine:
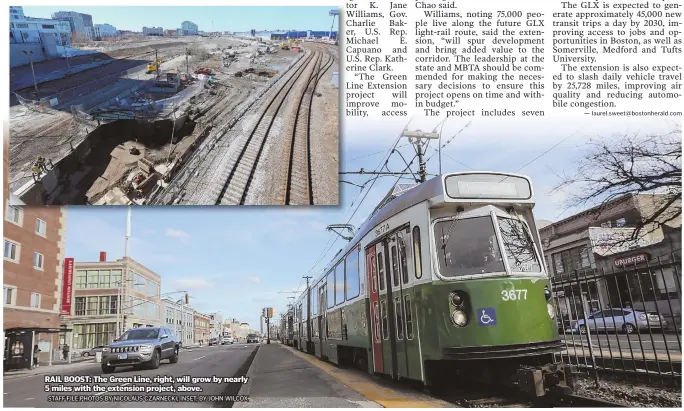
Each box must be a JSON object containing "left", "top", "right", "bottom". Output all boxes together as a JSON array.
[
  {"left": 561, "top": 332, "right": 681, "bottom": 356},
  {"left": 3, "top": 344, "right": 258, "bottom": 408}
]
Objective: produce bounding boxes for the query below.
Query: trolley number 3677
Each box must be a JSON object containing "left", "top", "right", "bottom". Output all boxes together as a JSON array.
[{"left": 501, "top": 289, "right": 527, "bottom": 301}]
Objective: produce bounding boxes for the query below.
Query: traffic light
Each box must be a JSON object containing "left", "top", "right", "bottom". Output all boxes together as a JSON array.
[
  {"left": 267, "top": 307, "right": 274, "bottom": 318},
  {"left": 185, "top": 293, "right": 189, "bottom": 304}
]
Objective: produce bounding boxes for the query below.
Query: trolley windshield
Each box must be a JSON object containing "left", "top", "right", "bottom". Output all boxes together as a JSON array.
[
  {"left": 434, "top": 215, "right": 542, "bottom": 277},
  {"left": 434, "top": 216, "right": 505, "bottom": 277},
  {"left": 497, "top": 217, "right": 542, "bottom": 273}
]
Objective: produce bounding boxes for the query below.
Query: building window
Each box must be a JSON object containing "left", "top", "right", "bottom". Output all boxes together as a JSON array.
[
  {"left": 75, "top": 297, "right": 86, "bottom": 315},
  {"left": 35, "top": 219, "right": 47, "bottom": 237},
  {"left": 99, "top": 270, "right": 110, "bottom": 288},
  {"left": 552, "top": 245, "right": 591, "bottom": 275},
  {"left": 87, "top": 270, "right": 99, "bottom": 288},
  {"left": 33, "top": 252, "right": 44, "bottom": 270},
  {"left": 87, "top": 296, "right": 99, "bottom": 315},
  {"left": 73, "top": 323, "right": 116, "bottom": 349},
  {"left": 5, "top": 205, "right": 22, "bottom": 225},
  {"left": 75, "top": 270, "right": 87, "bottom": 289},
  {"left": 4, "top": 286, "right": 16, "bottom": 305},
  {"left": 4, "top": 240, "right": 20, "bottom": 263},
  {"left": 16, "top": 23, "right": 29, "bottom": 28},
  {"left": 42, "top": 24, "right": 55, "bottom": 29},
  {"left": 30, "top": 293, "right": 41, "bottom": 308}
]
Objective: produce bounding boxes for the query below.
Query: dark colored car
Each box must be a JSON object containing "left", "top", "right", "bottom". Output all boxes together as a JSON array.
[
  {"left": 100, "top": 327, "right": 180, "bottom": 373},
  {"left": 246, "top": 334, "right": 259, "bottom": 343},
  {"left": 209, "top": 338, "right": 218, "bottom": 346}
]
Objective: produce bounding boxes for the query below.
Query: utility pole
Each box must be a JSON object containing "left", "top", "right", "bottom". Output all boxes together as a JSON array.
[
  {"left": 401, "top": 129, "right": 440, "bottom": 183},
  {"left": 154, "top": 48, "right": 159, "bottom": 81},
  {"left": 23, "top": 50, "right": 39, "bottom": 97},
  {"left": 185, "top": 47, "right": 189, "bottom": 75}
]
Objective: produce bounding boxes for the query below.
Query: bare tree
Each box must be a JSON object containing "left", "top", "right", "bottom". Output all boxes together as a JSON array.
[{"left": 553, "top": 127, "right": 681, "bottom": 242}]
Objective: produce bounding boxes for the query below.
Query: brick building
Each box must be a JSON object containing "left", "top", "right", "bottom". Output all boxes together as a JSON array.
[
  {"left": 4, "top": 141, "right": 68, "bottom": 368},
  {"left": 193, "top": 312, "right": 211, "bottom": 345},
  {"left": 540, "top": 193, "right": 681, "bottom": 327},
  {"left": 60, "top": 255, "right": 162, "bottom": 350}
]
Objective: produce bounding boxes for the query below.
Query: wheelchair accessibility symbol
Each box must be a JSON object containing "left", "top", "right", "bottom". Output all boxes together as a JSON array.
[{"left": 477, "top": 308, "right": 497, "bottom": 326}]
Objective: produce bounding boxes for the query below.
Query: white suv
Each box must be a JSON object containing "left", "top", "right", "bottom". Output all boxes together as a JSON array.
[{"left": 222, "top": 336, "right": 234, "bottom": 344}]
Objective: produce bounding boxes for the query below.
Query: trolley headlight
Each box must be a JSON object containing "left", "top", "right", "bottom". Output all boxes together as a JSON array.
[
  {"left": 451, "top": 309, "right": 468, "bottom": 327},
  {"left": 449, "top": 292, "right": 464, "bottom": 307},
  {"left": 547, "top": 303, "right": 555, "bottom": 319},
  {"left": 544, "top": 287, "right": 552, "bottom": 301}
]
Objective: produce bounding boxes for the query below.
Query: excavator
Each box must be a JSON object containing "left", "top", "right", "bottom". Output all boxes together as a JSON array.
[{"left": 146, "top": 57, "right": 163, "bottom": 74}]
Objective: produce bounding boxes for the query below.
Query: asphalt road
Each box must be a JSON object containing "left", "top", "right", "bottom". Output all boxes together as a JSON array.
[
  {"left": 3, "top": 344, "right": 258, "bottom": 408},
  {"left": 561, "top": 333, "right": 682, "bottom": 355}
]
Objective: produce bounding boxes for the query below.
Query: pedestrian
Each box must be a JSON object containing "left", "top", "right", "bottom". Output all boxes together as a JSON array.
[
  {"left": 33, "top": 344, "right": 40, "bottom": 368},
  {"left": 62, "top": 343, "right": 70, "bottom": 361}
]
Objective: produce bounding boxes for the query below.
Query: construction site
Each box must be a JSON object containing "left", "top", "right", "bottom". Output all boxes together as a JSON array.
[{"left": 9, "top": 34, "right": 339, "bottom": 206}]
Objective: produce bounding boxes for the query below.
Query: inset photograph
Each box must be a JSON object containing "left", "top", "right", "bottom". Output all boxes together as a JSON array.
[{"left": 9, "top": 6, "right": 340, "bottom": 205}]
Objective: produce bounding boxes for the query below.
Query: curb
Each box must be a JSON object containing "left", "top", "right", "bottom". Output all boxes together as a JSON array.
[
  {"left": 3, "top": 361, "right": 96, "bottom": 380},
  {"left": 233, "top": 345, "right": 262, "bottom": 408}
]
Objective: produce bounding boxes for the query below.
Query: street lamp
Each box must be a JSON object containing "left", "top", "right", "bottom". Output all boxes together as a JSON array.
[
  {"left": 22, "top": 50, "right": 39, "bottom": 97},
  {"left": 116, "top": 279, "right": 146, "bottom": 338}
]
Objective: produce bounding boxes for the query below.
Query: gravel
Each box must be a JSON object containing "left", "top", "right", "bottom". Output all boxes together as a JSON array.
[{"left": 573, "top": 375, "right": 682, "bottom": 407}]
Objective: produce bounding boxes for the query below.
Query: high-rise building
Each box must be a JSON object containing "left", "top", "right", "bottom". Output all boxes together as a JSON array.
[
  {"left": 4, "top": 142, "right": 68, "bottom": 368},
  {"left": 52, "top": 11, "right": 85, "bottom": 34},
  {"left": 94, "top": 23, "right": 118, "bottom": 38},
  {"left": 180, "top": 21, "right": 198, "bottom": 35},
  {"left": 9, "top": 6, "right": 25, "bottom": 20}
]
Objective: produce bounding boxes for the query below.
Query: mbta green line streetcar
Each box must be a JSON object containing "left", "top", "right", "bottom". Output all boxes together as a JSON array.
[{"left": 283, "top": 172, "right": 572, "bottom": 396}]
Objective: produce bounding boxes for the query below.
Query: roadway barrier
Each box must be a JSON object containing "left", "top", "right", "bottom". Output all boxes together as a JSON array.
[{"left": 552, "top": 252, "right": 681, "bottom": 386}]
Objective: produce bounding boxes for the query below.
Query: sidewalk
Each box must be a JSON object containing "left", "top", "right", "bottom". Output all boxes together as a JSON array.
[
  {"left": 3, "top": 358, "right": 96, "bottom": 380},
  {"left": 235, "top": 343, "right": 380, "bottom": 408}
]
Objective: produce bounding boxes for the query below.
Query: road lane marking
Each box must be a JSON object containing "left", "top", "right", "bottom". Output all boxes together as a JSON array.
[
  {"left": 193, "top": 356, "right": 206, "bottom": 361},
  {"left": 25, "top": 398, "right": 34, "bottom": 401}
]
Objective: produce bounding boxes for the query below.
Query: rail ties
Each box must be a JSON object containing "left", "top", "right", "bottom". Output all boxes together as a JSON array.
[
  {"left": 284, "top": 48, "right": 336, "bottom": 206},
  {"left": 213, "top": 51, "right": 315, "bottom": 205}
]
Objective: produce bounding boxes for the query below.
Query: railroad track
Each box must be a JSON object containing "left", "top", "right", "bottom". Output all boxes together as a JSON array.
[
  {"left": 436, "top": 384, "right": 626, "bottom": 408},
  {"left": 282, "top": 48, "right": 335, "bottom": 205},
  {"left": 213, "top": 50, "right": 317, "bottom": 205}
]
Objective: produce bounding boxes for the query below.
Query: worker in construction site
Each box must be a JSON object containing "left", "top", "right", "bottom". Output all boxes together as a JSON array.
[{"left": 31, "top": 156, "right": 52, "bottom": 180}]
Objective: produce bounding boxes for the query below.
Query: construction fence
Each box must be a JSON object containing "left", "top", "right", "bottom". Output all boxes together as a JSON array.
[{"left": 551, "top": 252, "right": 681, "bottom": 386}]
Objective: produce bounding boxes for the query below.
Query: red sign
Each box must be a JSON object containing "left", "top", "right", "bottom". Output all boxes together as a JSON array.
[
  {"left": 61, "top": 258, "right": 74, "bottom": 315},
  {"left": 614, "top": 253, "right": 649, "bottom": 267}
]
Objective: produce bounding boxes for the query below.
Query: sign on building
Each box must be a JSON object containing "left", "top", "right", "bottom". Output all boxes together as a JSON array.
[
  {"left": 614, "top": 253, "right": 650, "bottom": 267},
  {"left": 588, "top": 227, "right": 663, "bottom": 257},
  {"left": 61, "top": 258, "right": 74, "bottom": 315}
]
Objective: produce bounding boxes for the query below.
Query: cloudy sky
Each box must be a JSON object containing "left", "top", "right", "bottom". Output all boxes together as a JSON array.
[{"left": 65, "top": 114, "right": 679, "bottom": 328}]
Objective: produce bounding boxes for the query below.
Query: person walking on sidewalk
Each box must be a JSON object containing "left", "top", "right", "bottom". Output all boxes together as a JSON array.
[
  {"left": 32, "top": 344, "right": 40, "bottom": 368},
  {"left": 62, "top": 344, "right": 70, "bottom": 361}
]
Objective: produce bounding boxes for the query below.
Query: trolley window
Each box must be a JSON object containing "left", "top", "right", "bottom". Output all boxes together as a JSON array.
[
  {"left": 391, "top": 245, "right": 399, "bottom": 287},
  {"left": 394, "top": 297, "right": 403, "bottom": 340},
  {"left": 398, "top": 235, "right": 409, "bottom": 284},
  {"left": 497, "top": 217, "right": 542, "bottom": 273},
  {"left": 377, "top": 251, "right": 386, "bottom": 291},
  {"left": 413, "top": 226, "right": 423, "bottom": 279},
  {"left": 335, "top": 263, "right": 345, "bottom": 305},
  {"left": 371, "top": 254, "right": 378, "bottom": 293},
  {"left": 312, "top": 282, "right": 318, "bottom": 315},
  {"left": 373, "top": 301, "right": 381, "bottom": 343},
  {"left": 327, "top": 272, "right": 334, "bottom": 309},
  {"left": 404, "top": 295, "right": 414, "bottom": 340},
  {"left": 380, "top": 300, "right": 388, "bottom": 340},
  {"left": 345, "top": 250, "right": 360, "bottom": 300},
  {"left": 434, "top": 216, "right": 505, "bottom": 277}
]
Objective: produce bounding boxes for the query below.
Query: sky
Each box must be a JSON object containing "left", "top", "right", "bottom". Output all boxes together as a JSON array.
[
  {"left": 63, "top": 114, "right": 680, "bottom": 329},
  {"left": 20, "top": 6, "right": 338, "bottom": 33}
]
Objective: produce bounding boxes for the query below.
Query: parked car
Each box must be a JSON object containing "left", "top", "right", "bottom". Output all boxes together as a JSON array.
[
  {"left": 100, "top": 327, "right": 180, "bottom": 373},
  {"left": 209, "top": 338, "right": 218, "bottom": 346},
  {"left": 81, "top": 345, "right": 107, "bottom": 357},
  {"left": 246, "top": 334, "right": 259, "bottom": 343},
  {"left": 572, "top": 308, "right": 668, "bottom": 335}
]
